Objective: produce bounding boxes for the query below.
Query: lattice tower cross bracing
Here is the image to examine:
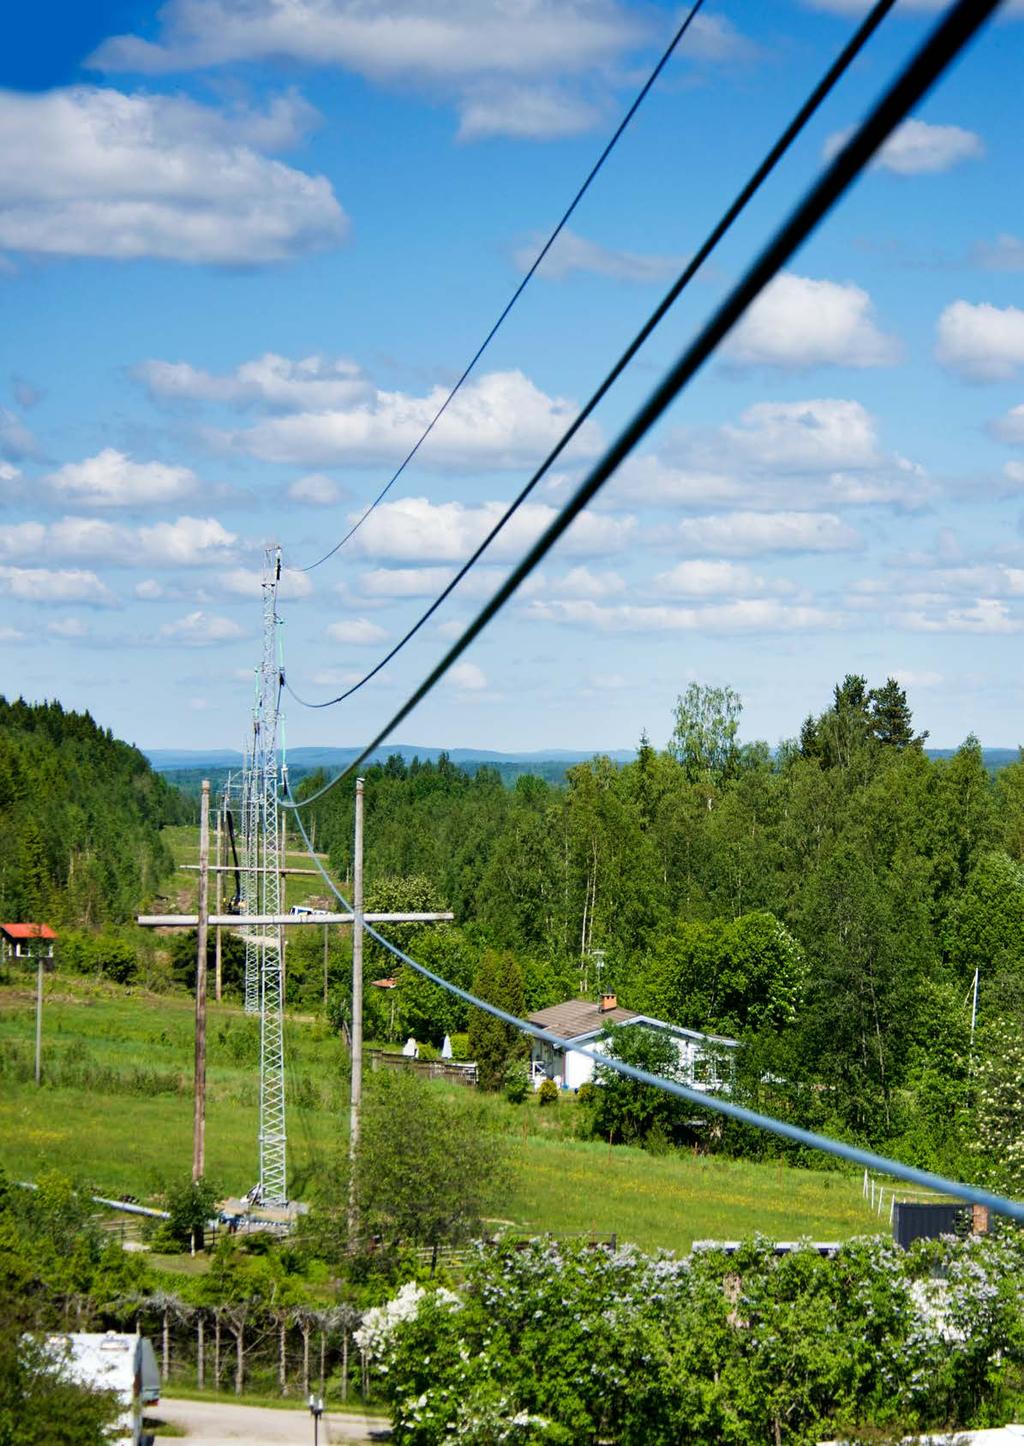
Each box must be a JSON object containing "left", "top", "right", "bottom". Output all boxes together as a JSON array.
[{"left": 241, "top": 544, "right": 288, "bottom": 1206}]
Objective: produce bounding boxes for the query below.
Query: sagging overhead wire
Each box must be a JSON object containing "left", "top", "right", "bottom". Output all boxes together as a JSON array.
[
  {"left": 285, "top": 0, "right": 899, "bottom": 715},
  {"left": 284, "top": 0, "right": 1002, "bottom": 814},
  {"left": 285, "top": 783, "right": 1024, "bottom": 1223},
  {"left": 300, "top": 0, "right": 713, "bottom": 574}
]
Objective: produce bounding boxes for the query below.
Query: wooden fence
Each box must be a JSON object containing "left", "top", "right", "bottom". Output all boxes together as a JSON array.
[{"left": 367, "top": 1049, "right": 478, "bottom": 1087}]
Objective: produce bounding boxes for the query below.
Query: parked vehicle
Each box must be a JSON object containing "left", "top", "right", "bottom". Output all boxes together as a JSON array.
[{"left": 45, "top": 1332, "right": 157, "bottom": 1446}]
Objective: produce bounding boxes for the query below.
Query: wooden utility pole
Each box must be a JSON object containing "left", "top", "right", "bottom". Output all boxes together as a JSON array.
[
  {"left": 193, "top": 779, "right": 210, "bottom": 1182},
  {"left": 135, "top": 776, "right": 454, "bottom": 1210},
  {"left": 214, "top": 790, "right": 223, "bottom": 1004},
  {"left": 348, "top": 778, "right": 365, "bottom": 1225},
  {"left": 34, "top": 946, "right": 43, "bottom": 1087}
]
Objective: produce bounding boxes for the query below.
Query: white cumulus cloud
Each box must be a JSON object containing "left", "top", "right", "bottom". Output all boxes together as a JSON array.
[
  {"left": 218, "top": 566, "right": 313, "bottom": 599},
  {"left": 0, "top": 564, "right": 117, "bottom": 606},
  {"left": 0, "top": 87, "right": 346, "bottom": 264},
  {"left": 530, "top": 598, "right": 842, "bottom": 633},
  {"left": 725, "top": 274, "right": 901, "bottom": 370},
  {"left": 327, "top": 618, "right": 389, "bottom": 645},
  {"left": 137, "top": 354, "right": 371, "bottom": 411},
  {"left": 515, "top": 225, "right": 686, "bottom": 284},
  {"left": 614, "top": 399, "right": 926, "bottom": 512},
  {"left": 448, "top": 661, "right": 487, "bottom": 691},
  {"left": 92, "top": 1, "right": 748, "bottom": 141},
  {"left": 45, "top": 448, "right": 199, "bottom": 508},
  {"left": 351, "top": 496, "right": 631, "bottom": 562},
  {"left": 936, "top": 301, "right": 1024, "bottom": 381},
  {"left": 895, "top": 598, "right": 1021, "bottom": 634},
  {"left": 458, "top": 83, "right": 600, "bottom": 141},
  {"left": 825, "top": 118, "right": 983, "bottom": 175},
  {"left": 654, "top": 560, "right": 789, "bottom": 596},
  {"left": 673, "top": 511, "right": 862, "bottom": 557},
  {"left": 46, "top": 617, "right": 89, "bottom": 638},
  {"left": 288, "top": 474, "right": 349, "bottom": 506},
  {"left": 547, "top": 566, "right": 625, "bottom": 599},
  {"left": 0, "top": 515, "right": 238, "bottom": 568},
  {"left": 221, "top": 368, "right": 601, "bottom": 471},
  {"left": 160, "top": 610, "right": 245, "bottom": 645}
]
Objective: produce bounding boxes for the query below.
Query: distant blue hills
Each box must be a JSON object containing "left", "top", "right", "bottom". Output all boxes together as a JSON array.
[
  {"left": 146, "top": 743, "right": 1018, "bottom": 776},
  {"left": 145, "top": 743, "right": 636, "bottom": 774}
]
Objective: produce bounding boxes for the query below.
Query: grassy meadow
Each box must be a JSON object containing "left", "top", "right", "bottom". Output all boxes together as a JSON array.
[
  {"left": 160, "top": 822, "right": 337, "bottom": 914},
  {"left": 0, "top": 969, "right": 893, "bottom": 1252}
]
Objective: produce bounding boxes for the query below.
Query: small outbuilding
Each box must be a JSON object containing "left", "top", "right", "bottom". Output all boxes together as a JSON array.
[
  {"left": 527, "top": 992, "right": 738, "bottom": 1093},
  {"left": 0, "top": 922, "right": 56, "bottom": 963}
]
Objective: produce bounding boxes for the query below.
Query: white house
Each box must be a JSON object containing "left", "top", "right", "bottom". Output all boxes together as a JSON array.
[{"left": 527, "top": 993, "right": 739, "bottom": 1093}]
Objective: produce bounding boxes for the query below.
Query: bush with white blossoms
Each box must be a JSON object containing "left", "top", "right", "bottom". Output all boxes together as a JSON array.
[
  {"left": 975, "top": 1023, "right": 1024, "bottom": 1196},
  {"left": 361, "top": 1233, "right": 1024, "bottom": 1445}
]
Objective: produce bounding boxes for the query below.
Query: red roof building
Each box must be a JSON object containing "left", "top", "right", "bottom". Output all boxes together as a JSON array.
[
  {"left": 1, "top": 923, "right": 57, "bottom": 940},
  {"left": 0, "top": 923, "right": 57, "bottom": 959}
]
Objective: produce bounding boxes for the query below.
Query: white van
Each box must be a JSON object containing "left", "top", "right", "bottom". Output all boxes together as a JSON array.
[{"left": 46, "top": 1332, "right": 156, "bottom": 1446}]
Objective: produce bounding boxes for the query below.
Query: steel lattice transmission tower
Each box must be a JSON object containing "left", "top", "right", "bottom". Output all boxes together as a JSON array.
[
  {"left": 241, "top": 730, "right": 260, "bottom": 1016},
  {"left": 239, "top": 545, "right": 288, "bottom": 1205}
]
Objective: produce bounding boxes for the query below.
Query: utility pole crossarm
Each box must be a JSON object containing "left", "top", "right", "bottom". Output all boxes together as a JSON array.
[
  {"left": 136, "top": 911, "right": 455, "bottom": 927},
  {"left": 180, "top": 865, "right": 324, "bottom": 876}
]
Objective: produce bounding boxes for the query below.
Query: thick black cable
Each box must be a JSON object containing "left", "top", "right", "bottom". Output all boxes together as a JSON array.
[
  {"left": 286, "top": 785, "right": 1024, "bottom": 1222},
  {"left": 284, "top": 0, "right": 1001, "bottom": 811},
  {"left": 286, "top": 0, "right": 898, "bottom": 712},
  {"left": 299, "top": 0, "right": 710, "bottom": 573},
  {"left": 225, "top": 805, "right": 242, "bottom": 910}
]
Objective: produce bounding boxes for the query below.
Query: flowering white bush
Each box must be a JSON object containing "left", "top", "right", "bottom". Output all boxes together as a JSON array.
[
  {"left": 356, "top": 1280, "right": 461, "bottom": 1361},
  {"left": 976, "top": 1024, "right": 1024, "bottom": 1194},
  {"left": 362, "top": 1233, "right": 1024, "bottom": 1445}
]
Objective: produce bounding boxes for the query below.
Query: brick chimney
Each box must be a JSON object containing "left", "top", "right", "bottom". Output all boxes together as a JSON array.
[{"left": 599, "top": 992, "right": 618, "bottom": 1012}]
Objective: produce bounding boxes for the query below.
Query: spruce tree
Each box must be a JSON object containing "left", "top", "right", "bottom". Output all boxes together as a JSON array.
[{"left": 467, "top": 951, "right": 528, "bottom": 1089}]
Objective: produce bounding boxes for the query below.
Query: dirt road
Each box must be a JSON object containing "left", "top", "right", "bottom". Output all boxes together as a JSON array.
[{"left": 156, "top": 1397, "right": 390, "bottom": 1444}]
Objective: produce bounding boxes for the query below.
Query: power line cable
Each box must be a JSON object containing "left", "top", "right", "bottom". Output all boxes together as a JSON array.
[
  {"left": 283, "top": 0, "right": 1000, "bottom": 812},
  {"left": 286, "top": 0, "right": 898, "bottom": 713},
  {"left": 300, "top": 0, "right": 711, "bottom": 573},
  {"left": 286, "top": 785, "right": 1024, "bottom": 1223}
]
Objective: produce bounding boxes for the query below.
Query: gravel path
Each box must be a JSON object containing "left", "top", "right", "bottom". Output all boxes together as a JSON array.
[{"left": 156, "top": 1397, "right": 390, "bottom": 1444}]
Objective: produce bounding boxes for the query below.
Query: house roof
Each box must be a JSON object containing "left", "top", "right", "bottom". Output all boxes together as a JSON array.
[
  {"left": 528, "top": 998, "right": 639, "bottom": 1040},
  {"left": 1, "top": 923, "right": 56, "bottom": 940}
]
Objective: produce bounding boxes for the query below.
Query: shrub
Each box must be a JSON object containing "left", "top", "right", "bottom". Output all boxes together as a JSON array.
[
  {"left": 353, "top": 1069, "right": 509, "bottom": 1250},
  {"left": 503, "top": 1063, "right": 529, "bottom": 1104},
  {"left": 538, "top": 1078, "right": 559, "bottom": 1107},
  {"left": 361, "top": 1235, "right": 1024, "bottom": 1445},
  {"left": 576, "top": 1081, "right": 596, "bottom": 1106},
  {"left": 55, "top": 930, "right": 137, "bottom": 984},
  {"left": 216, "top": 1018, "right": 260, "bottom": 1066},
  {"left": 162, "top": 1174, "right": 221, "bottom": 1252}
]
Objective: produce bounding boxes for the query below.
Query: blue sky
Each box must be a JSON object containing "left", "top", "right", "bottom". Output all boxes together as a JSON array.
[{"left": 2, "top": 0, "right": 1024, "bottom": 756}]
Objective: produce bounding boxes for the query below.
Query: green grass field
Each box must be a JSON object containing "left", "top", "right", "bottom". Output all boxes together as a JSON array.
[
  {"left": 0, "top": 973, "right": 888, "bottom": 1252},
  {"left": 160, "top": 823, "right": 336, "bottom": 914}
]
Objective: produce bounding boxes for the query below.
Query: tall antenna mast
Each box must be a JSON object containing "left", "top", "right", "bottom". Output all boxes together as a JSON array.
[
  {"left": 241, "top": 727, "right": 260, "bottom": 1016},
  {"left": 246, "top": 544, "right": 288, "bottom": 1204}
]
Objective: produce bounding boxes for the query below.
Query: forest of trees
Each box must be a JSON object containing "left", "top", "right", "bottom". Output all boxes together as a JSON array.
[
  {"left": 0, "top": 696, "right": 188, "bottom": 926},
  {"left": 4, "top": 680, "right": 1023, "bottom": 1188},
  {"left": 298, "top": 675, "right": 1024, "bottom": 1186}
]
